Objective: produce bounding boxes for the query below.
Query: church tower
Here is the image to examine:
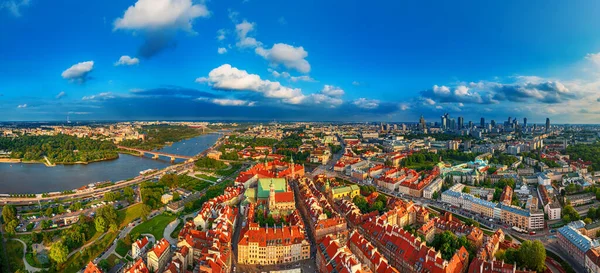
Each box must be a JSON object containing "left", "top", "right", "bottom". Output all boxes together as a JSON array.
[{"left": 269, "top": 179, "right": 276, "bottom": 210}]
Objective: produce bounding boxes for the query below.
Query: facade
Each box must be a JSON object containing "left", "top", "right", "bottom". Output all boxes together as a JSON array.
[
  {"left": 330, "top": 184, "right": 360, "bottom": 200},
  {"left": 586, "top": 248, "right": 600, "bottom": 273},
  {"left": 237, "top": 223, "right": 310, "bottom": 265},
  {"left": 423, "top": 177, "right": 443, "bottom": 199},
  {"left": 557, "top": 221, "right": 600, "bottom": 267},
  {"left": 147, "top": 238, "right": 171, "bottom": 273},
  {"left": 131, "top": 236, "right": 149, "bottom": 259}
]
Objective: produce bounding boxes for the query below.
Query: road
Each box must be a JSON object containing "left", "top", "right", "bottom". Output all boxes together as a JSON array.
[{"left": 11, "top": 238, "right": 43, "bottom": 272}]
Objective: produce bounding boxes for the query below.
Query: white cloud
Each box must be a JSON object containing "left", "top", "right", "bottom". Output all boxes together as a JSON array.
[
  {"left": 113, "top": 0, "right": 209, "bottom": 32},
  {"left": 216, "top": 29, "right": 227, "bottom": 41},
  {"left": 433, "top": 85, "right": 450, "bottom": 95},
  {"left": 586, "top": 53, "right": 600, "bottom": 66},
  {"left": 352, "top": 81, "right": 361, "bottom": 86},
  {"left": 235, "top": 20, "right": 261, "bottom": 48},
  {"left": 353, "top": 98, "right": 379, "bottom": 109},
  {"left": 308, "top": 93, "right": 343, "bottom": 107},
  {"left": 1, "top": 0, "right": 29, "bottom": 17},
  {"left": 114, "top": 55, "right": 140, "bottom": 66},
  {"left": 211, "top": 98, "right": 254, "bottom": 106},
  {"left": 61, "top": 61, "right": 94, "bottom": 82},
  {"left": 218, "top": 47, "right": 227, "bottom": 54},
  {"left": 198, "top": 64, "right": 305, "bottom": 104},
  {"left": 17, "top": 104, "right": 27, "bottom": 108},
  {"left": 321, "top": 85, "right": 344, "bottom": 97},
  {"left": 399, "top": 103, "right": 410, "bottom": 111},
  {"left": 255, "top": 43, "right": 310, "bottom": 73},
  {"left": 56, "top": 91, "right": 66, "bottom": 99},
  {"left": 228, "top": 9, "right": 239, "bottom": 23},
  {"left": 424, "top": 98, "right": 436, "bottom": 105},
  {"left": 271, "top": 70, "right": 314, "bottom": 82},
  {"left": 82, "top": 92, "right": 115, "bottom": 101}
]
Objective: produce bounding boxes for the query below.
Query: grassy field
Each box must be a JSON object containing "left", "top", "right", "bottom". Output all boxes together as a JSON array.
[
  {"left": 61, "top": 232, "right": 118, "bottom": 273},
  {"left": 215, "top": 163, "right": 242, "bottom": 177},
  {"left": 117, "top": 203, "right": 144, "bottom": 228},
  {"left": 115, "top": 239, "right": 129, "bottom": 257},
  {"left": 170, "top": 219, "right": 184, "bottom": 238},
  {"left": 6, "top": 240, "right": 25, "bottom": 272},
  {"left": 129, "top": 213, "right": 176, "bottom": 240},
  {"left": 196, "top": 174, "right": 219, "bottom": 182},
  {"left": 106, "top": 253, "right": 121, "bottom": 268}
]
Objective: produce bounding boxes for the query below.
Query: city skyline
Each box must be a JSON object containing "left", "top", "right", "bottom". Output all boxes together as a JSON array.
[{"left": 2, "top": 0, "right": 600, "bottom": 122}]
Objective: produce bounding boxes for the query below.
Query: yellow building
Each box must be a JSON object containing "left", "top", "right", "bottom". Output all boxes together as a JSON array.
[
  {"left": 329, "top": 184, "right": 360, "bottom": 200},
  {"left": 237, "top": 223, "right": 310, "bottom": 265}
]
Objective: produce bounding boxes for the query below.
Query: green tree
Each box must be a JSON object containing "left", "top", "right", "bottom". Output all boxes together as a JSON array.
[
  {"left": 462, "top": 187, "right": 471, "bottom": 193},
  {"left": 95, "top": 216, "right": 107, "bottom": 233},
  {"left": 44, "top": 207, "right": 54, "bottom": 217},
  {"left": 57, "top": 204, "right": 65, "bottom": 214},
  {"left": 518, "top": 240, "right": 546, "bottom": 272},
  {"left": 49, "top": 240, "right": 69, "bottom": 264},
  {"left": 1, "top": 204, "right": 17, "bottom": 223},
  {"left": 585, "top": 218, "right": 593, "bottom": 225},
  {"left": 141, "top": 204, "right": 151, "bottom": 221},
  {"left": 6, "top": 219, "right": 19, "bottom": 235}
]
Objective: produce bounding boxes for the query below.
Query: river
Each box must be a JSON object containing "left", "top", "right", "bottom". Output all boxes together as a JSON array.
[{"left": 0, "top": 133, "right": 221, "bottom": 194}]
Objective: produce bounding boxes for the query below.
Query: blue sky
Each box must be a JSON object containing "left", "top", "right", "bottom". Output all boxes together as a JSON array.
[{"left": 2, "top": 0, "right": 600, "bottom": 123}]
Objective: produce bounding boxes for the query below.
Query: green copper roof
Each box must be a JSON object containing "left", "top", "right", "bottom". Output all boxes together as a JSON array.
[{"left": 257, "top": 178, "right": 287, "bottom": 199}]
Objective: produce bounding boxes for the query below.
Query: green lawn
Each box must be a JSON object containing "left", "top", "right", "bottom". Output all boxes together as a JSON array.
[
  {"left": 106, "top": 253, "right": 121, "bottom": 267},
  {"left": 115, "top": 239, "right": 130, "bottom": 257},
  {"left": 196, "top": 174, "right": 219, "bottom": 182},
  {"left": 6, "top": 240, "right": 25, "bottom": 272},
  {"left": 170, "top": 219, "right": 184, "bottom": 238},
  {"left": 129, "top": 213, "right": 176, "bottom": 240},
  {"left": 215, "top": 163, "right": 242, "bottom": 177},
  {"left": 117, "top": 203, "right": 144, "bottom": 228},
  {"left": 61, "top": 232, "right": 118, "bottom": 273}
]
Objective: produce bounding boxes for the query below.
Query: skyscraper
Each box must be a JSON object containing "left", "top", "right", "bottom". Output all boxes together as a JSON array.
[
  {"left": 441, "top": 113, "right": 449, "bottom": 130},
  {"left": 523, "top": 117, "right": 527, "bottom": 128},
  {"left": 458, "top": 117, "right": 464, "bottom": 129},
  {"left": 546, "top": 118, "right": 550, "bottom": 132},
  {"left": 480, "top": 117, "right": 485, "bottom": 128},
  {"left": 468, "top": 121, "right": 473, "bottom": 129},
  {"left": 419, "top": 115, "right": 426, "bottom": 130},
  {"left": 491, "top": 120, "right": 496, "bottom": 128}
]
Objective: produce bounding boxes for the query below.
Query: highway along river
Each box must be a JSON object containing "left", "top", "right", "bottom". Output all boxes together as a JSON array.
[{"left": 0, "top": 133, "right": 221, "bottom": 194}]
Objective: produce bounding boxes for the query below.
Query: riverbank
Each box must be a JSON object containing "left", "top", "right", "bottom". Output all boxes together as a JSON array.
[
  {"left": 0, "top": 155, "right": 120, "bottom": 167},
  {"left": 0, "top": 133, "right": 224, "bottom": 195}
]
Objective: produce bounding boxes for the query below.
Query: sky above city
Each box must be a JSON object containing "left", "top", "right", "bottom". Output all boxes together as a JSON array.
[{"left": 2, "top": 0, "right": 600, "bottom": 123}]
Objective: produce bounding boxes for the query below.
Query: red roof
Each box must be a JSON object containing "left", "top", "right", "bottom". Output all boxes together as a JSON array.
[
  {"left": 274, "top": 191, "right": 295, "bottom": 203},
  {"left": 150, "top": 238, "right": 170, "bottom": 259},
  {"left": 125, "top": 258, "right": 149, "bottom": 273}
]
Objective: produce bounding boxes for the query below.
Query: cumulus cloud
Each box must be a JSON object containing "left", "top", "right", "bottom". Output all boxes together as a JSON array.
[
  {"left": 352, "top": 81, "right": 361, "bottom": 86},
  {"left": 353, "top": 98, "right": 379, "bottom": 109},
  {"left": 17, "top": 104, "right": 27, "bottom": 108},
  {"left": 82, "top": 92, "right": 115, "bottom": 101},
  {"left": 586, "top": 53, "right": 600, "bottom": 66},
  {"left": 210, "top": 98, "right": 255, "bottom": 106},
  {"left": 56, "top": 91, "right": 66, "bottom": 99},
  {"left": 218, "top": 47, "right": 227, "bottom": 54},
  {"left": 197, "top": 64, "right": 305, "bottom": 104},
  {"left": 113, "top": 0, "right": 210, "bottom": 58},
  {"left": 115, "top": 55, "right": 140, "bottom": 66},
  {"left": 255, "top": 43, "right": 310, "bottom": 73},
  {"left": 270, "top": 69, "right": 314, "bottom": 82},
  {"left": 235, "top": 20, "right": 261, "bottom": 48},
  {"left": 321, "top": 85, "right": 344, "bottom": 97},
  {"left": 420, "top": 79, "right": 576, "bottom": 105},
  {"left": 61, "top": 61, "right": 94, "bottom": 83},
  {"left": 1, "top": 0, "right": 29, "bottom": 17}
]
